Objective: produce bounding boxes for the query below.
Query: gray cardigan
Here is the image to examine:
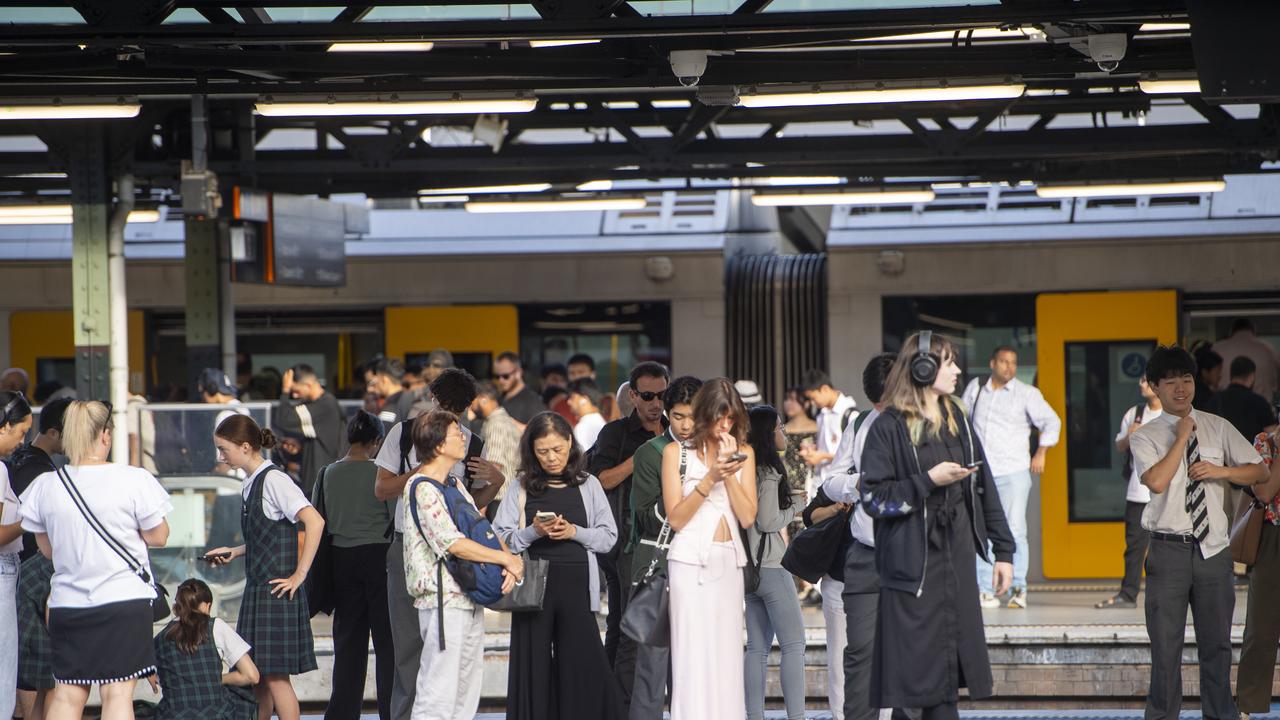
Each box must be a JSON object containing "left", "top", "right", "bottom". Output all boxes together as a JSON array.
[
  {"left": 746, "top": 466, "right": 801, "bottom": 568},
  {"left": 492, "top": 473, "right": 617, "bottom": 612}
]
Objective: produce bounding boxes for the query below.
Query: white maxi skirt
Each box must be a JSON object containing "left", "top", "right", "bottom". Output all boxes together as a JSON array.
[{"left": 668, "top": 542, "right": 746, "bottom": 720}]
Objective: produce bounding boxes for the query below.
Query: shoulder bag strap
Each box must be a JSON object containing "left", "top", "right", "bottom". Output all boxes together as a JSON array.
[{"left": 55, "top": 466, "right": 152, "bottom": 584}]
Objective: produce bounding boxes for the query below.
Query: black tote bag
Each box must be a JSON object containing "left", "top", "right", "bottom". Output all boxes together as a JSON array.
[{"left": 781, "top": 507, "right": 852, "bottom": 584}]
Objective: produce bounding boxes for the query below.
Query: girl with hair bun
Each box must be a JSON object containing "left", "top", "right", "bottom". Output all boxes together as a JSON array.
[
  {"left": 206, "top": 413, "right": 324, "bottom": 720},
  {"left": 152, "top": 578, "right": 259, "bottom": 719},
  {"left": 311, "top": 410, "right": 395, "bottom": 719}
]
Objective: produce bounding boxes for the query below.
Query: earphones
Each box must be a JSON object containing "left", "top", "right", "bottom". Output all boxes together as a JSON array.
[{"left": 909, "top": 330, "right": 940, "bottom": 387}]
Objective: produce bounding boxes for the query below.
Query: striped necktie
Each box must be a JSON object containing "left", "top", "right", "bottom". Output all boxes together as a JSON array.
[{"left": 1185, "top": 433, "right": 1210, "bottom": 543}]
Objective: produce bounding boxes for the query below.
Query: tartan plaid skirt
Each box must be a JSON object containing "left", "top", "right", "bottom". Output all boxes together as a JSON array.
[{"left": 236, "top": 581, "right": 316, "bottom": 676}]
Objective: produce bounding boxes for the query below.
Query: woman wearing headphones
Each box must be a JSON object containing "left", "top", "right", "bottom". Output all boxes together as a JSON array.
[{"left": 857, "top": 332, "right": 1015, "bottom": 720}]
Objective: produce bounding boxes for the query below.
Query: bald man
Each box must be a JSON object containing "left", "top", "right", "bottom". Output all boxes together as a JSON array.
[{"left": 0, "top": 368, "right": 29, "bottom": 395}]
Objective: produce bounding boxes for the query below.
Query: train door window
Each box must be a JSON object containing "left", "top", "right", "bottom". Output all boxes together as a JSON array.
[
  {"left": 519, "top": 302, "right": 672, "bottom": 393},
  {"left": 882, "top": 294, "right": 1038, "bottom": 384},
  {"left": 1064, "top": 340, "right": 1154, "bottom": 522},
  {"left": 407, "top": 351, "right": 492, "bottom": 381}
]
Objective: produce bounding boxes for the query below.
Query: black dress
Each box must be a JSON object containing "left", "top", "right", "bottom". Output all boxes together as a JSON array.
[
  {"left": 507, "top": 482, "right": 624, "bottom": 720},
  {"left": 871, "top": 423, "right": 995, "bottom": 712}
]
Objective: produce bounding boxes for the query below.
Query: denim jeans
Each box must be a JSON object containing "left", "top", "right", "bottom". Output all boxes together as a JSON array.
[
  {"left": 975, "top": 469, "right": 1031, "bottom": 592},
  {"left": 0, "top": 553, "right": 18, "bottom": 719},
  {"left": 745, "top": 567, "right": 807, "bottom": 720}
]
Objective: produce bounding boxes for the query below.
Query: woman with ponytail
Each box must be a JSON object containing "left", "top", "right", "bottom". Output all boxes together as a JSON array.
[
  {"left": 0, "top": 390, "right": 33, "bottom": 719},
  {"left": 153, "top": 579, "right": 259, "bottom": 719},
  {"left": 18, "top": 400, "right": 172, "bottom": 720},
  {"left": 205, "top": 413, "right": 323, "bottom": 720}
]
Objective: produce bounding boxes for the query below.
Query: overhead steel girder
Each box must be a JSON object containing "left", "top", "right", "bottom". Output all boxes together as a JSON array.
[{"left": 0, "top": 2, "right": 1186, "bottom": 46}]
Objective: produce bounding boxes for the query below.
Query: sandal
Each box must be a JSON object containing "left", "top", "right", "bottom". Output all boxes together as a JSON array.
[{"left": 1095, "top": 594, "right": 1137, "bottom": 609}]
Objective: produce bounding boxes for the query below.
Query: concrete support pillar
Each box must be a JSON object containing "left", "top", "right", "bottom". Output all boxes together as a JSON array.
[
  {"left": 184, "top": 218, "right": 226, "bottom": 396},
  {"left": 68, "top": 128, "right": 112, "bottom": 401}
]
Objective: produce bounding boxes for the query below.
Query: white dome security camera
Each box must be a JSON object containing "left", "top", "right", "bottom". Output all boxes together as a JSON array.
[
  {"left": 669, "top": 50, "right": 709, "bottom": 87},
  {"left": 1088, "top": 33, "right": 1127, "bottom": 72}
]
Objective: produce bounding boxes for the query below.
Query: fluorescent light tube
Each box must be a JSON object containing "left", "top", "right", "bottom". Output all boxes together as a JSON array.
[
  {"left": 1139, "top": 22, "right": 1190, "bottom": 32},
  {"left": 0, "top": 206, "right": 160, "bottom": 223},
  {"left": 465, "top": 198, "right": 646, "bottom": 213},
  {"left": 651, "top": 99, "right": 692, "bottom": 109},
  {"left": 576, "top": 180, "right": 614, "bottom": 191},
  {"left": 0, "top": 102, "right": 140, "bottom": 120},
  {"left": 530, "top": 39, "right": 601, "bottom": 48},
  {"left": 1139, "top": 79, "right": 1200, "bottom": 94},
  {"left": 420, "top": 183, "right": 551, "bottom": 195},
  {"left": 862, "top": 27, "right": 1037, "bottom": 42},
  {"left": 418, "top": 195, "right": 469, "bottom": 204},
  {"left": 1035, "top": 180, "right": 1226, "bottom": 198},
  {"left": 760, "top": 176, "right": 843, "bottom": 187},
  {"left": 751, "top": 190, "right": 935, "bottom": 206},
  {"left": 256, "top": 97, "right": 536, "bottom": 117},
  {"left": 327, "top": 41, "right": 435, "bottom": 52},
  {"left": 739, "top": 84, "right": 1025, "bottom": 108}
]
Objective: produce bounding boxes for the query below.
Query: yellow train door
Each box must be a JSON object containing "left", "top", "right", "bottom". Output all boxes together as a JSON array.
[{"left": 1036, "top": 290, "right": 1179, "bottom": 579}]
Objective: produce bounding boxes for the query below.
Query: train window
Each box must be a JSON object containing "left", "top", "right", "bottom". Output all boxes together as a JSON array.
[
  {"left": 519, "top": 302, "right": 672, "bottom": 393},
  {"left": 882, "top": 294, "right": 1038, "bottom": 385},
  {"left": 1064, "top": 340, "right": 1154, "bottom": 522}
]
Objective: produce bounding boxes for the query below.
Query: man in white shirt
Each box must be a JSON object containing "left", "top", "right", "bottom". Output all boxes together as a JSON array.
[
  {"left": 799, "top": 368, "right": 856, "bottom": 719},
  {"left": 960, "top": 346, "right": 1061, "bottom": 609},
  {"left": 823, "top": 354, "right": 908, "bottom": 720},
  {"left": 1097, "top": 377, "right": 1162, "bottom": 609},
  {"left": 1129, "top": 345, "right": 1265, "bottom": 720},
  {"left": 567, "top": 378, "right": 608, "bottom": 450}
]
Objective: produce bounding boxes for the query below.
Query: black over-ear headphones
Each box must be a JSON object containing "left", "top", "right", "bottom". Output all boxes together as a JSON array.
[{"left": 909, "top": 330, "right": 940, "bottom": 387}]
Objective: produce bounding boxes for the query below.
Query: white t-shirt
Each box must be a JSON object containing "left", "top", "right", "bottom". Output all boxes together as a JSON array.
[
  {"left": 241, "top": 462, "right": 310, "bottom": 523},
  {"left": 574, "top": 412, "right": 607, "bottom": 451},
  {"left": 19, "top": 464, "right": 173, "bottom": 608},
  {"left": 0, "top": 462, "right": 22, "bottom": 555},
  {"left": 211, "top": 617, "right": 251, "bottom": 672},
  {"left": 1115, "top": 404, "right": 1163, "bottom": 504},
  {"left": 375, "top": 421, "right": 471, "bottom": 533}
]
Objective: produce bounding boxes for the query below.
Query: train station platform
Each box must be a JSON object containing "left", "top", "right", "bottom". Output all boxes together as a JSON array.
[{"left": 281, "top": 582, "right": 1278, "bottom": 712}]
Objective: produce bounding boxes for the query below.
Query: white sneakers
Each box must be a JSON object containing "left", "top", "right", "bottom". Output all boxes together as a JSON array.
[{"left": 979, "top": 589, "right": 1028, "bottom": 608}]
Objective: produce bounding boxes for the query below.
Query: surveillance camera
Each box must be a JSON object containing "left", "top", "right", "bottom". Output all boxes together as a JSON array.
[
  {"left": 1087, "top": 33, "right": 1126, "bottom": 73},
  {"left": 669, "top": 50, "right": 709, "bottom": 88}
]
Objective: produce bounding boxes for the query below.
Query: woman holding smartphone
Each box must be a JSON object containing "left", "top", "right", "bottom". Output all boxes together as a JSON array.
[
  {"left": 858, "top": 332, "right": 1015, "bottom": 720},
  {"left": 662, "top": 378, "right": 758, "bottom": 720},
  {"left": 492, "top": 412, "right": 623, "bottom": 720}
]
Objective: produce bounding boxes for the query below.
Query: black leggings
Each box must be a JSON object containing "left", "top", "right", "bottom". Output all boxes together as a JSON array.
[
  {"left": 326, "top": 543, "right": 394, "bottom": 720},
  {"left": 506, "top": 561, "right": 623, "bottom": 720}
]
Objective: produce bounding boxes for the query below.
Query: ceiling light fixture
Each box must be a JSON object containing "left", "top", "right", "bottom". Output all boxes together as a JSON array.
[
  {"left": 0, "top": 98, "right": 141, "bottom": 120},
  {"left": 529, "top": 39, "right": 602, "bottom": 48},
  {"left": 417, "top": 195, "right": 469, "bottom": 204},
  {"left": 1035, "top": 180, "right": 1226, "bottom": 198},
  {"left": 0, "top": 205, "right": 160, "bottom": 223},
  {"left": 751, "top": 189, "right": 935, "bottom": 206},
  {"left": 861, "top": 27, "right": 1041, "bottom": 42},
  {"left": 759, "top": 176, "right": 844, "bottom": 187},
  {"left": 256, "top": 94, "right": 537, "bottom": 117},
  {"left": 327, "top": 41, "right": 435, "bottom": 52},
  {"left": 739, "top": 82, "right": 1025, "bottom": 108},
  {"left": 465, "top": 197, "right": 647, "bottom": 213},
  {"left": 1138, "top": 22, "right": 1191, "bottom": 32},
  {"left": 651, "top": 99, "right": 692, "bottom": 109},
  {"left": 576, "top": 180, "right": 614, "bottom": 191},
  {"left": 420, "top": 183, "right": 551, "bottom": 195},
  {"left": 1138, "top": 78, "right": 1200, "bottom": 94}
]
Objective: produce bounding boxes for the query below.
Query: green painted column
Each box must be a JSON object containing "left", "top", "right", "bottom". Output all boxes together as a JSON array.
[
  {"left": 68, "top": 128, "right": 112, "bottom": 401},
  {"left": 184, "top": 217, "right": 225, "bottom": 396}
]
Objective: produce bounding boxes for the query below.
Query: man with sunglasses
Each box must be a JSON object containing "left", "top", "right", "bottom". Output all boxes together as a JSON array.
[
  {"left": 586, "top": 361, "right": 670, "bottom": 711},
  {"left": 493, "top": 351, "right": 544, "bottom": 426}
]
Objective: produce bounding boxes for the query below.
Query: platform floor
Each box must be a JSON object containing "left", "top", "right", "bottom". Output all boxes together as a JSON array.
[{"left": 304, "top": 709, "right": 1280, "bottom": 720}]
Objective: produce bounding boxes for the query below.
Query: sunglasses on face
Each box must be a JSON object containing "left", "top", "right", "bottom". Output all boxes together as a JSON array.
[
  {"left": 495, "top": 372, "right": 516, "bottom": 381},
  {"left": 632, "top": 390, "right": 662, "bottom": 402}
]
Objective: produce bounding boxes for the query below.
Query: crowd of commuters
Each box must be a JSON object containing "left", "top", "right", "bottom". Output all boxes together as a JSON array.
[{"left": 0, "top": 323, "right": 1276, "bottom": 720}]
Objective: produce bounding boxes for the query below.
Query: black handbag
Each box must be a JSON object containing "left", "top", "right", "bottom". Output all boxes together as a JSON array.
[
  {"left": 56, "top": 466, "right": 171, "bottom": 622},
  {"left": 621, "top": 520, "right": 672, "bottom": 647},
  {"left": 740, "top": 524, "right": 766, "bottom": 594},
  {"left": 306, "top": 465, "right": 335, "bottom": 618},
  {"left": 781, "top": 507, "right": 852, "bottom": 584},
  {"left": 487, "top": 553, "right": 549, "bottom": 612}
]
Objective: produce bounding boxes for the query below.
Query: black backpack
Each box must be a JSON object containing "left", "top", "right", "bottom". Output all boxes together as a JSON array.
[
  {"left": 397, "top": 418, "right": 485, "bottom": 479},
  {"left": 1121, "top": 404, "right": 1145, "bottom": 481}
]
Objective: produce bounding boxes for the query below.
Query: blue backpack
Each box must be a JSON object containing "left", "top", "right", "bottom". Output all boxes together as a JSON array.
[{"left": 408, "top": 475, "right": 505, "bottom": 649}]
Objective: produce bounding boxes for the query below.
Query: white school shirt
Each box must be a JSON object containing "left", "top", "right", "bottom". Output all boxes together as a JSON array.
[
  {"left": 822, "top": 407, "right": 881, "bottom": 547},
  {"left": 19, "top": 464, "right": 173, "bottom": 608},
  {"left": 212, "top": 618, "right": 252, "bottom": 672},
  {"left": 1115, "top": 404, "right": 1163, "bottom": 504},
  {"left": 373, "top": 421, "right": 472, "bottom": 533},
  {"left": 815, "top": 394, "right": 857, "bottom": 485},
  {"left": 961, "top": 376, "right": 1061, "bottom": 477},
  {"left": 574, "top": 412, "right": 607, "bottom": 451},
  {"left": 1130, "top": 409, "right": 1262, "bottom": 559},
  {"left": 0, "top": 462, "right": 22, "bottom": 555},
  {"left": 241, "top": 462, "right": 311, "bottom": 523}
]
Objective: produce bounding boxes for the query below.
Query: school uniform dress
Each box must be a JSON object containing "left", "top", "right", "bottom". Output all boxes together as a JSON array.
[
  {"left": 154, "top": 618, "right": 256, "bottom": 720},
  {"left": 18, "top": 464, "right": 172, "bottom": 686},
  {"left": 16, "top": 553, "right": 54, "bottom": 692},
  {"left": 0, "top": 462, "right": 22, "bottom": 715},
  {"left": 494, "top": 475, "right": 623, "bottom": 720},
  {"left": 666, "top": 445, "right": 748, "bottom": 720},
  {"left": 236, "top": 463, "right": 317, "bottom": 676}
]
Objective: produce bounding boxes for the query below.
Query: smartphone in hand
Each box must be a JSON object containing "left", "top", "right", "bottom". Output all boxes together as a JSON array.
[
  {"left": 202, "top": 551, "right": 233, "bottom": 563},
  {"left": 533, "top": 511, "right": 557, "bottom": 524},
  {"left": 727, "top": 452, "right": 748, "bottom": 463},
  {"left": 964, "top": 460, "right": 984, "bottom": 470}
]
